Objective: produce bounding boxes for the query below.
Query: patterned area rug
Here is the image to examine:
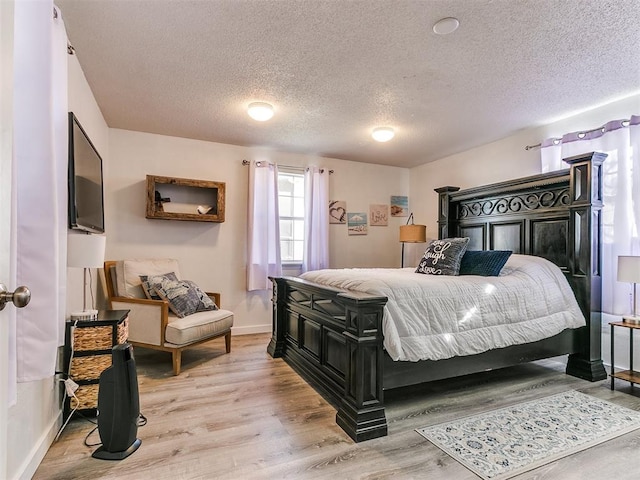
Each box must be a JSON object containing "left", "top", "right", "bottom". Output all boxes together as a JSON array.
[{"left": 416, "top": 391, "right": 640, "bottom": 480}]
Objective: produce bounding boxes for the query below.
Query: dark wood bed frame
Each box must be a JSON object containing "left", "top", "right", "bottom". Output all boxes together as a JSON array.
[{"left": 267, "top": 152, "right": 608, "bottom": 442}]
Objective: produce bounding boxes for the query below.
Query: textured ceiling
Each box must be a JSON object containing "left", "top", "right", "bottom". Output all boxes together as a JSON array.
[{"left": 55, "top": 0, "right": 640, "bottom": 168}]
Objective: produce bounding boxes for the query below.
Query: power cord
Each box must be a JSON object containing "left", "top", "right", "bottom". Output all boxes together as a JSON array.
[
  {"left": 84, "top": 425, "right": 101, "bottom": 447},
  {"left": 138, "top": 413, "right": 148, "bottom": 426},
  {"left": 88, "top": 268, "right": 96, "bottom": 310},
  {"left": 82, "top": 413, "right": 147, "bottom": 449},
  {"left": 54, "top": 389, "right": 79, "bottom": 442}
]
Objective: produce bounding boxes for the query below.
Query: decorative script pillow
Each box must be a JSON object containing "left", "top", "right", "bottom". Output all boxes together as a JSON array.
[
  {"left": 151, "top": 278, "right": 218, "bottom": 318},
  {"left": 459, "top": 250, "right": 513, "bottom": 276},
  {"left": 415, "top": 237, "right": 470, "bottom": 276},
  {"left": 140, "top": 272, "right": 178, "bottom": 300}
]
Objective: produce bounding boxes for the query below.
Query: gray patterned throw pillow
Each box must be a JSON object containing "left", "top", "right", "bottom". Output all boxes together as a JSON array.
[
  {"left": 151, "top": 277, "right": 218, "bottom": 318},
  {"left": 140, "top": 272, "right": 178, "bottom": 300},
  {"left": 415, "top": 237, "right": 470, "bottom": 276}
]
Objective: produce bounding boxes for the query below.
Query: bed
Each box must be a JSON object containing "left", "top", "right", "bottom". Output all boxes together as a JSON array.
[{"left": 267, "top": 151, "right": 607, "bottom": 442}]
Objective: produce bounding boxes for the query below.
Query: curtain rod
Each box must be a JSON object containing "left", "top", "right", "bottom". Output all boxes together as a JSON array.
[
  {"left": 242, "top": 159, "right": 333, "bottom": 174},
  {"left": 524, "top": 118, "right": 632, "bottom": 151}
]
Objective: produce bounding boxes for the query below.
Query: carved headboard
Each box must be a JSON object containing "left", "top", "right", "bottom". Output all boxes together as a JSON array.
[{"left": 438, "top": 177, "right": 572, "bottom": 262}]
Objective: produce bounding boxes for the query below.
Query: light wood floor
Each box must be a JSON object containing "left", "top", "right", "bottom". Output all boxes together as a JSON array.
[{"left": 35, "top": 333, "right": 640, "bottom": 479}]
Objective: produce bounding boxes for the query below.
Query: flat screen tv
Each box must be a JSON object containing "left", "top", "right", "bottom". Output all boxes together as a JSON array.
[{"left": 68, "top": 112, "right": 105, "bottom": 233}]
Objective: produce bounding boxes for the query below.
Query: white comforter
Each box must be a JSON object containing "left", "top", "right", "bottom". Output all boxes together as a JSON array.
[{"left": 299, "top": 255, "right": 585, "bottom": 362}]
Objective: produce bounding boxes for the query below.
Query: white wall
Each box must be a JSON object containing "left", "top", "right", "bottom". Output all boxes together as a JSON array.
[
  {"left": 410, "top": 94, "right": 640, "bottom": 240},
  {"left": 106, "top": 130, "right": 410, "bottom": 333}
]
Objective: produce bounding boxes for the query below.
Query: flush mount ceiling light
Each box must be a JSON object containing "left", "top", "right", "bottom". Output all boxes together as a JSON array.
[
  {"left": 372, "top": 127, "right": 395, "bottom": 142},
  {"left": 247, "top": 102, "right": 274, "bottom": 121},
  {"left": 433, "top": 17, "right": 460, "bottom": 35}
]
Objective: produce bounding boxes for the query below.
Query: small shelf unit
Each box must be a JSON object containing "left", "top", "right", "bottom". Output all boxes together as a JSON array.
[
  {"left": 63, "top": 309, "right": 130, "bottom": 419},
  {"left": 146, "top": 175, "right": 226, "bottom": 223},
  {"left": 610, "top": 320, "right": 640, "bottom": 389}
]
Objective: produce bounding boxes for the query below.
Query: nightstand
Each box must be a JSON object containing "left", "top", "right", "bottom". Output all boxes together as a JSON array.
[
  {"left": 63, "top": 309, "right": 130, "bottom": 418},
  {"left": 609, "top": 320, "right": 640, "bottom": 390}
]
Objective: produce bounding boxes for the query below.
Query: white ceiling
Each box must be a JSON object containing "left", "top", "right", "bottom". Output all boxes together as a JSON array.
[{"left": 55, "top": 0, "right": 640, "bottom": 168}]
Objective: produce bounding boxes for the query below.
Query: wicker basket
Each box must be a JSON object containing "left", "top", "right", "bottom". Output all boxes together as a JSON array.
[
  {"left": 70, "top": 354, "right": 112, "bottom": 381},
  {"left": 117, "top": 318, "right": 129, "bottom": 344},
  {"left": 70, "top": 383, "right": 99, "bottom": 410},
  {"left": 73, "top": 319, "right": 129, "bottom": 351},
  {"left": 73, "top": 325, "right": 112, "bottom": 351}
]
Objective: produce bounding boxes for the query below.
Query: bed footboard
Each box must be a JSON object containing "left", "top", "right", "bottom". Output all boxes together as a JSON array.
[{"left": 267, "top": 276, "right": 389, "bottom": 442}]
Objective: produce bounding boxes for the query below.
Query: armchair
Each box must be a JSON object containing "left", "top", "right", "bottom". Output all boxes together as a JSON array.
[{"left": 104, "top": 259, "right": 233, "bottom": 375}]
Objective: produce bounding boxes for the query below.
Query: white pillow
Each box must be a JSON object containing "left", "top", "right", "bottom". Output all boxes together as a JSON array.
[{"left": 116, "top": 258, "right": 181, "bottom": 298}]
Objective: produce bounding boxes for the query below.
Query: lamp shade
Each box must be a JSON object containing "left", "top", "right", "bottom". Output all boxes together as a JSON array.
[
  {"left": 618, "top": 256, "right": 640, "bottom": 283},
  {"left": 399, "top": 224, "right": 427, "bottom": 243},
  {"left": 67, "top": 233, "right": 106, "bottom": 268}
]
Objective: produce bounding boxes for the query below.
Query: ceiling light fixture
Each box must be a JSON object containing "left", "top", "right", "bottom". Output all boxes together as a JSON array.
[
  {"left": 433, "top": 17, "right": 460, "bottom": 35},
  {"left": 372, "top": 127, "right": 395, "bottom": 142},
  {"left": 247, "top": 102, "right": 274, "bottom": 121}
]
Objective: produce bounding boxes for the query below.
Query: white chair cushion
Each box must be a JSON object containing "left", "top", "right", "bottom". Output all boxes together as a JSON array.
[
  {"left": 165, "top": 309, "right": 233, "bottom": 346},
  {"left": 115, "top": 258, "right": 181, "bottom": 298}
]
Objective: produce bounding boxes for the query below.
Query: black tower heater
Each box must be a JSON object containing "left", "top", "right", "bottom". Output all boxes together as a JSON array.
[{"left": 92, "top": 343, "right": 142, "bottom": 460}]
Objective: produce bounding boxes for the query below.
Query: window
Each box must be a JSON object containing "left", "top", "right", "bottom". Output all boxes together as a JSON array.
[{"left": 278, "top": 171, "right": 305, "bottom": 264}]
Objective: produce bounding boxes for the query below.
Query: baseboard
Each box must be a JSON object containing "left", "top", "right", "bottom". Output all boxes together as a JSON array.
[
  {"left": 231, "top": 324, "right": 271, "bottom": 335},
  {"left": 14, "top": 411, "right": 61, "bottom": 480}
]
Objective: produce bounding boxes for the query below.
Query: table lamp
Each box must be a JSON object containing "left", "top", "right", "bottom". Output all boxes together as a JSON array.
[
  {"left": 67, "top": 233, "right": 106, "bottom": 320},
  {"left": 618, "top": 255, "right": 640, "bottom": 324},
  {"left": 399, "top": 213, "right": 426, "bottom": 268}
]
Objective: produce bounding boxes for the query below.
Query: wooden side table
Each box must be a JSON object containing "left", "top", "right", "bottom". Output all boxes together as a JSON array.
[
  {"left": 63, "top": 309, "right": 130, "bottom": 418},
  {"left": 609, "top": 320, "right": 640, "bottom": 390}
]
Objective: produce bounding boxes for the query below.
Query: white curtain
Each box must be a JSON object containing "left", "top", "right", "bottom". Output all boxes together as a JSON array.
[
  {"left": 540, "top": 116, "right": 640, "bottom": 316},
  {"left": 11, "top": 1, "right": 68, "bottom": 392},
  {"left": 247, "top": 161, "right": 282, "bottom": 291},
  {"left": 302, "top": 166, "right": 329, "bottom": 272}
]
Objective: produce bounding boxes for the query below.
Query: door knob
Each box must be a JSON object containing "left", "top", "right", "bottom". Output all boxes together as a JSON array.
[{"left": 0, "top": 283, "right": 31, "bottom": 310}]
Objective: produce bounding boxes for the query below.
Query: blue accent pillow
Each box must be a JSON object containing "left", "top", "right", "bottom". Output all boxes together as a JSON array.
[
  {"left": 415, "top": 237, "right": 470, "bottom": 275},
  {"left": 459, "top": 250, "right": 513, "bottom": 276}
]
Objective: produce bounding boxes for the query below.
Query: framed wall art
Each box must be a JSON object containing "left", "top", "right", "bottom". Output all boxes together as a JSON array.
[
  {"left": 369, "top": 204, "right": 388, "bottom": 226},
  {"left": 390, "top": 195, "right": 408, "bottom": 217},
  {"left": 347, "top": 212, "right": 368, "bottom": 235},
  {"left": 329, "top": 200, "right": 347, "bottom": 224}
]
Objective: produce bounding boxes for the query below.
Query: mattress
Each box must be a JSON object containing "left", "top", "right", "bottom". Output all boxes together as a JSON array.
[{"left": 299, "top": 254, "right": 585, "bottom": 362}]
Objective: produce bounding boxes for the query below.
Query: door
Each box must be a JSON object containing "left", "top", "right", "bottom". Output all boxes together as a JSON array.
[{"left": 0, "top": 0, "right": 15, "bottom": 474}]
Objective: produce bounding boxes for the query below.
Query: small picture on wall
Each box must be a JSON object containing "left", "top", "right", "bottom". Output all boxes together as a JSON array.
[
  {"left": 329, "top": 200, "right": 347, "bottom": 224},
  {"left": 347, "top": 212, "right": 368, "bottom": 235},
  {"left": 369, "top": 204, "right": 388, "bottom": 226},
  {"left": 390, "top": 195, "right": 409, "bottom": 217}
]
